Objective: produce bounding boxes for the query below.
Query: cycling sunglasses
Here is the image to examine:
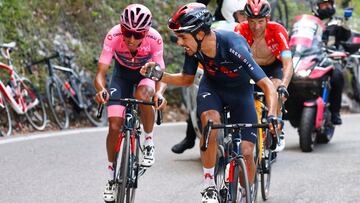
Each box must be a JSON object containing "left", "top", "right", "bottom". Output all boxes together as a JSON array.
[{"left": 121, "top": 25, "right": 146, "bottom": 40}]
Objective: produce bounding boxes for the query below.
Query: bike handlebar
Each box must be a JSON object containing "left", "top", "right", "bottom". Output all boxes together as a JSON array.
[
  {"left": 26, "top": 53, "right": 60, "bottom": 74},
  {"left": 96, "top": 98, "right": 163, "bottom": 125},
  {"left": 201, "top": 119, "right": 279, "bottom": 151}
]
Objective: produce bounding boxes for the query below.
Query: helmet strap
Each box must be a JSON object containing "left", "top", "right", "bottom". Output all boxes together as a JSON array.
[{"left": 192, "top": 31, "right": 206, "bottom": 53}]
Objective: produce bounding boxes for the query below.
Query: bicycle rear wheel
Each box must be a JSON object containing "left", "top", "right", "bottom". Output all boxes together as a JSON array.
[
  {"left": 80, "top": 79, "right": 107, "bottom": 126},
  {"left": 21, "top": 78, "right": 47, "bottom": 130},
  {"left": 116, "top": 131, "right": 130, "bottom": 203},
  {"left": 260, "top": 130, "right": 273, "bottom": 200},
  {"left": 231, "top": 158, "right": 251, "bottom": 203},
  {"left": 0, "top": 92, "right": 12, "bottom": 136},
  {"left": 46, "top": 78, "right": 69, "bottom": 129}
]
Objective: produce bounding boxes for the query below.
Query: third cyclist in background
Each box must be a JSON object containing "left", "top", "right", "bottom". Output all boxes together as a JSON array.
[{"left": 234, "top": 0, "right": 293, "bottom": 152}]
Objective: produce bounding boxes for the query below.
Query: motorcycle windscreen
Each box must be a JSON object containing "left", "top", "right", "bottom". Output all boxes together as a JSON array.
[{"left": 289, "top": 15, "right": 325, "bottom": 57}]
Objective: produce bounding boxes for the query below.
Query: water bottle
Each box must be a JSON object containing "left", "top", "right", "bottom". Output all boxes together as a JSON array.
[{"left": 225, "top": 163, "right": 230, "bottom": 183}]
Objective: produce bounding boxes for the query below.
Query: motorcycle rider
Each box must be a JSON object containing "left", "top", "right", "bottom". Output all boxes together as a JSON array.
[
  {"left": 313, "top": 0, "right": 352, "bottom": 124},
  {"left": 171, "top": 0, "right": 248, "bottom": 154}
]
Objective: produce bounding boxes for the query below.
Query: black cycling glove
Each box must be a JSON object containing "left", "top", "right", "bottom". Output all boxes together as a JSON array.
[
  {"left": 277, "top": 85, "right": 289, "bottom": 98},
  {"left": 144, "top": 63, "right": 163, "bottom": 82}
]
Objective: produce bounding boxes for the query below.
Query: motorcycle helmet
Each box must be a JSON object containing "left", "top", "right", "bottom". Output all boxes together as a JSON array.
[
  {"left": 313, "top": 0, "right": 336, "bottom": 20},
  {"left": 221, "top": 0, "right": 247, "bottom": 22}
]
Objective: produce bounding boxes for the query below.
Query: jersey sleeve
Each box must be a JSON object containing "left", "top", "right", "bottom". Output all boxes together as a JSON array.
[
  {"left": 98, "top": 29, "right": 116, "bottom": 65},
  {"left": 228, "top": 35, "right": 266, "bottom": 82},
  {"left": 150, "top": 30, "right": 166, "bottom": 70},
  {"left": 182, "top": 54, "right": 198, "bottom": 75}
]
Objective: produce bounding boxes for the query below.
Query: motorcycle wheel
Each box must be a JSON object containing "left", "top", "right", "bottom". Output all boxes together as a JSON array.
[
  {"left": 299, "top": 107, "right": 316, "bottom": 152},
  {"left": 317, "top": 109, "right": 335, "bottom": 143}
]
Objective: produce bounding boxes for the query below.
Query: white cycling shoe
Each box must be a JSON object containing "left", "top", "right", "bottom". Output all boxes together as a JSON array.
[
  {"left": 141, "top": 145, "right": 155, "bottom": 167},
  {"left": 103, "top": 181, "right": 117, "bottom": 203},
  {"left": 201, "top": 186, "right": 219, "bottom": 203},
  {"left": 274, "top": 133, "right": 285, "bottom": 152}
]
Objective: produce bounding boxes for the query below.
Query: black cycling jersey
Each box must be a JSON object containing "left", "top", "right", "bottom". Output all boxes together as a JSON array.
[{"left": 182, "top": 30, "right": 266, "bottom": 88}]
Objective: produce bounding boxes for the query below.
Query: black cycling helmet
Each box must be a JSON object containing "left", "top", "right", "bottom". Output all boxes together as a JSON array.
[
  {"left": 244, "top": 0, "right": 271, "bottom": 18},
  {"left": 168, "top": 3, "right": 212, "bottom": 34},
  {"left": 313, "top": 0, "right": 336, "bottom": 20}
]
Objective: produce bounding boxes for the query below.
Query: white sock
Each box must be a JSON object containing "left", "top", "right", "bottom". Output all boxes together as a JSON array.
[
  {"left": 108, "top": 162, "right": 114, "bottom": 180},
  {"left": 203, "top": 167, "right": 215, "bottom": 189},
  {"left": 144, "top": 132, "right": 154, "bottom": 146}
]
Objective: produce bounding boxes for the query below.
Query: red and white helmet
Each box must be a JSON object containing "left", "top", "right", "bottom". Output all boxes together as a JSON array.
[
  {"left": 244, "top": 0, "right": 271, "bottom": 18},
  {"left": 120, "top": 4, "right": 152, "bottom": 32}
]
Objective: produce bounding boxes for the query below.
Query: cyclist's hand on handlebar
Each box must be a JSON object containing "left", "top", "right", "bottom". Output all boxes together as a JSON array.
[
  {"left": 95, "top": 89, "right": 109, "bottom": 104},
  {"left": 267, "top": 115, "right": 282, "bottom": 136},
  {"left": 277, "top": 85, "right": 289, "bottom": 101},
  {"left": 153, "top": 92, "right": 167, "bottom": 110},
  {"left": 140, "top": 62, "right": 163, "bottom": 82}
]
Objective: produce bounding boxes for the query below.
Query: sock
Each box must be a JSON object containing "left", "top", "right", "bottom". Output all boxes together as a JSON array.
[
  {"left": 144, "top": 132, "right": 154, "bottom": 146},
  {"left": 108, "top": 162, "right": 114, "bottom": 180},
  {"left": 202, "top": 167, "right": 215, "bottom": 189}
]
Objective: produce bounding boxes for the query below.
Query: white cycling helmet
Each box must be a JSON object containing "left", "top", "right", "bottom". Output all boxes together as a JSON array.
[{"left": 221, "top": 0, "right": 247, "bottom": 22}]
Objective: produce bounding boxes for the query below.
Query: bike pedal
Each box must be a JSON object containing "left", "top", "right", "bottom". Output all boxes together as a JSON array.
[
  {"left": 219, "top": 188, "right": 228, "bottom": 199},
  {"left": 138, "top": 167, "right": 147, "bottom": 176}
]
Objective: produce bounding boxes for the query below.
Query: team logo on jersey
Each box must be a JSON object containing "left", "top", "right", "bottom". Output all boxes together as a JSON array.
[
  {"left": 110, "top": 88, "right": 117, "bottom": 96},
  {"left": 107, "top": 35, "right": 113, "bottom": 40},
  {"left": 201, "top": 92, "right": 211, "bottom": 98}
]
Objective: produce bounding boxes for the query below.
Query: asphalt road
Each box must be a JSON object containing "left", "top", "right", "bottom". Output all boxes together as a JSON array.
[{"left": 0, "top": 114, "right": 360, "bottom": 203}]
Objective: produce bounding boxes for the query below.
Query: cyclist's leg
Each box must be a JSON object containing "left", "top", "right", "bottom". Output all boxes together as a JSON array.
[
  {"left": 135, "top": 78, "right": 155, "bottom": 134},
  {"left": 135, "top": 78, "right": 156, "bottom": 167},
  {"left": 227, "top": 92, "right": 258, "bottom": 185},
  {"left": 103, "top": 72, "right": 133, "bottom": 202},
  {"left": 197, "top": 78, "right": 222, "bottom": 202},
  {"left": 261, "top": 61, "right": 285, "bottom": 152}
]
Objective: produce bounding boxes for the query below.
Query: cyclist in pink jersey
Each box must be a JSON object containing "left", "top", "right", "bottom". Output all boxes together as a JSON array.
[{"left": 93, "top": 4, "right": 167, "bottom": 202}]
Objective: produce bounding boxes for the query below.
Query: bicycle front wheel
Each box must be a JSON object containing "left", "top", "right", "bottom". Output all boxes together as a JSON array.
[
  {"left": 0, "top": 92, "right": 12, "bottom": 136},
  {"left": 231, "top": 158, "right": 251, "bottom": 203},
  {"left": 116, "top": 131, "right": 130, "bottom": 203},
  {"left": 21, "top": 78, "right": 47, "bottom": 130},
  {"left": 80, "top": 79, "right": 107, "bottom": 126},
  {"left": 46, "top": 78, "right": 69, "bottom": 129},
  {"left": 126, "top": 132, "right": 141, "bottom": 203},
  {"left": 261, "top": 130, "right": 273, "bottom": 200}
]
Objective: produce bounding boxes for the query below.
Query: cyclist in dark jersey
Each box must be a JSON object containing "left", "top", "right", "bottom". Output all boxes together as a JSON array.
[{"left": 140, "top": 3, "right": 279, "bottom": 202}]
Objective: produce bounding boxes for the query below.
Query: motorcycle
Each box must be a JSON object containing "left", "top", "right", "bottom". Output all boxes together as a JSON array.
[
  {"left": 285, "top": 14, "right": 335, "bottom": 152},
  {"left": 327, "top": 30, "right": 360, "bottom": 105}
]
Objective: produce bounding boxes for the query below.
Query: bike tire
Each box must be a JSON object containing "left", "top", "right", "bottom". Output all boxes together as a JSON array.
[
  {"left": 80, "top": 79, "right": 107, "bottom": 126},
  {"left": 251, "top": 137, "right": 260, "bottom": 203},
  {"left": 0, "top": 92, "right": 12, "bottom": 136},
  {"left": 116, "top": 131, "right": 130, "bottom": 203},
  {"left": 126, "top": 131, "right": 141, "bottom": 203},
  {"left": 21, "top": 78, "right": 47, "bottom": 130},
  {"left": 231, "top": 158, "right": 251, "bottom": 203},
  {"left": 46, "top": 78, "right": 69, "bottom": 129},
  {"left": 260, "top": 130, "right": 272, "bottom": 200},
  {"left": 299, "top": 107, "right": 316, "bottom": 152}
]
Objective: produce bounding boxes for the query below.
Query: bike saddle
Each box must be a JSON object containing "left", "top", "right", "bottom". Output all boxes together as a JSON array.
[{"left": 0, "top": 42, "right": 16, "bottom": 48}]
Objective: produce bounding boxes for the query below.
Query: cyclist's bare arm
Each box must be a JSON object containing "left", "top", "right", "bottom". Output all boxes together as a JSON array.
[
  {"left": 280, "top": 56, "right": 293, "bottom": 87},
  {"left": 139, "top": 63, "right": 195, "bottom": 86},
  {"left": 94, "top": 63, "right": 110, "bottom": 103},
  {"left": 154, "top": 81, "right": 167, "bottom": 109},
  {"left": 161, "top": 72, "right": 195, "bottom": 86},
  {"left": 256, "top": 77, "right": 278, "bottom": 117}
]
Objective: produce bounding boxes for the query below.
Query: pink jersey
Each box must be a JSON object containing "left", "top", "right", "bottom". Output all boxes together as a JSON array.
[{"left": 99, "top": 25, "right": 165, "bottom": 70}]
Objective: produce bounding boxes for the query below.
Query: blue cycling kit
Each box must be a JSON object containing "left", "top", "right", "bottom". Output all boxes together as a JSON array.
[{"left": 182, "top": 30, "right": 267, "bottom": 143}]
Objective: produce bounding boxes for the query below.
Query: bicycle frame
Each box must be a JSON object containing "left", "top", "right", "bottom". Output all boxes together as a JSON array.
[{"left": 0, "top": 59, "right": 39, "bottom": 114}]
